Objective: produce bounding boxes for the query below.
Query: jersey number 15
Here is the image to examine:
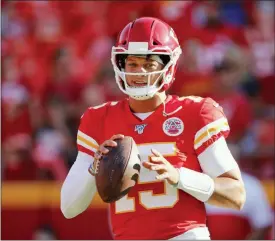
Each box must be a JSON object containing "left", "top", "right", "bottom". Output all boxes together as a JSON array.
[{"left": 115, "top": 143, "right": 179, "bottom": 213}]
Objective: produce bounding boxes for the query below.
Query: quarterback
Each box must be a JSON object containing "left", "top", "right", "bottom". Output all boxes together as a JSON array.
[{"left": 61, "top": 17, "right": 246, "bottom": 240}]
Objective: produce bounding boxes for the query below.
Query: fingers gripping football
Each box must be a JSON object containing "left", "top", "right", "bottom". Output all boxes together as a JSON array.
[
  {"left": 90, "top": 134, "right": 125, "bottom": 176},
  {"left": 94, "top": 136, "right": 141, "bottom": 203},
  {"left": 97, "top": 134, "right": 125, "bottom": 155}
]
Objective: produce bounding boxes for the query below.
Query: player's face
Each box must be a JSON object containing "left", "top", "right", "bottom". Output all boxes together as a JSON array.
[{"left": 125, "top": 56, "right": 164, "bottom": 87}]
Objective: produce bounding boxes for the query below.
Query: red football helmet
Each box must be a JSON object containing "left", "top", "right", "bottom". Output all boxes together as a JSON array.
[{"left": 111, "top": 17, "right": 182, "bottom": 100}]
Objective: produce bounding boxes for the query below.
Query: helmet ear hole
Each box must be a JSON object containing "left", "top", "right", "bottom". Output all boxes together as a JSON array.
[
  {"left": 159, "top": 55, "right": 170, "bottom": 66},
  {"left": 153, "top": 41, "right": 159, "bottom": 46}
]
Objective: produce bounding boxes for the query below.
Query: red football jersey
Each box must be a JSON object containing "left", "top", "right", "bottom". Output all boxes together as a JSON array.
[{"left": 77, "top": 95, "right": 230, "bottom": 239}]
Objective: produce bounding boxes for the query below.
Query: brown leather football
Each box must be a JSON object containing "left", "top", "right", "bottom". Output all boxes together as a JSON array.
[{"left": 95, "top": 136, "right": 141, "bottom": 203}]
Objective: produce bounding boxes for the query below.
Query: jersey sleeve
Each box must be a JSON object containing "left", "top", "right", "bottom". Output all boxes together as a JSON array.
[
  {"left": 194, "top": 98, "right": 238, "bottom": 177},
  {"left": 194, "top": 98, "right": 230, "bottom": 155},
  {"left": 76, "top": 107, "right": 102, "bottom": 157}
]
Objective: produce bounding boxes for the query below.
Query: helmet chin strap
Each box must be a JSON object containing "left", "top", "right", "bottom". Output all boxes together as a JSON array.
[
  {"left": 123, "top": 70, "right": 165, "bottom": 100},
  {"left": 133, "top": 73, "right": 167, "bottom": 100}
]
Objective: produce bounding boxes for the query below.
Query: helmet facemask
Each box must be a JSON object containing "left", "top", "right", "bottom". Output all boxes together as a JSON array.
[{"left": 111, "top": 46, "right": 181, "bottom": 100}]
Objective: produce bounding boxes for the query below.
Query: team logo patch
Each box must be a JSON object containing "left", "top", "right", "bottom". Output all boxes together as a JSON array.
[
  {"left": 135, "top": 124, "right": 147, "bottom": 134},
  {"left": 163, "top": 117, "right": 184, "bottom": 136}
]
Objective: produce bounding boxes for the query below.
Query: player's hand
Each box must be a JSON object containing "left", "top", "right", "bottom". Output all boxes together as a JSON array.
[
  {"left": 142, "top": 149, "right": 179, "bottom": 186},
  {"left": 90, "top": 134, "right": 125, "bottom": 176},
  {"left": 94, "top": 134, "right": 125, "bottom": 159}
]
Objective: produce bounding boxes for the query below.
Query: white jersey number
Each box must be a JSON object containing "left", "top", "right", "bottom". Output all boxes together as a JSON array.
[{"left": 115, "top": 143, "right": 179, "bottom": 213}]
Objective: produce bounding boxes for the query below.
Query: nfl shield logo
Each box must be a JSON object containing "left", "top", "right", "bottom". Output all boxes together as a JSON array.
[{"left": 135, "top": 124, "right": 147, "bottom": 134}]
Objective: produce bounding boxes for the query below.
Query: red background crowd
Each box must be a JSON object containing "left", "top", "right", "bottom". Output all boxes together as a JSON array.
[{"left": 1, "top": 1, "right": 274, "bottom": 240}]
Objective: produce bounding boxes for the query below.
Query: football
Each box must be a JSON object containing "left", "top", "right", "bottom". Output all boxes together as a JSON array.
[{"left": 95, "top": 136, "right": 141, "bottom": 203}]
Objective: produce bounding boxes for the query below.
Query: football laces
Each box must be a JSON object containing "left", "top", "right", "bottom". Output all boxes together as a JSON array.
[{"left": 88, "top": 151, "right": 103, "bottom": 176}]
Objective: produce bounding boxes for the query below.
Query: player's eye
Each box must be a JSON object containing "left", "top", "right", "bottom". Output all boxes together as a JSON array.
[
  {"left": 144, "top": 63, "right": 156, "bottom": 69},
  {"left": 127, "top": 63, "right": 138, "bottom": 67}
]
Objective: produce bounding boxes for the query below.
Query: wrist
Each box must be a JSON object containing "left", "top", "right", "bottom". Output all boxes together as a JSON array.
[{"left": 171, "top": 168, "right": 180, "bottom": 187}]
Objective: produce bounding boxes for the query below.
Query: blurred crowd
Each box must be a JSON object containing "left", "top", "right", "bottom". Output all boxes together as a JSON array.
[{"left": 1, "top": 1, "right": 274, "bottom": 183}]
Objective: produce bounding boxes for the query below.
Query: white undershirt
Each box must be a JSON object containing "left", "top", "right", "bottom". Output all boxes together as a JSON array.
[{"left": 133, "top": 112, "right": 153, "bottom": 120}]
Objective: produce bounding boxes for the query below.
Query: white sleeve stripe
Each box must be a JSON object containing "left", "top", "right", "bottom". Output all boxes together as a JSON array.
[
  {"left": 77, "top": 131, "right": 99, "bottom": 147},
  {"left": 195, "top": 117, "right": 228, "bottom": 140},
  {"left": 77, "top": 139, "right": 98, "bottom": 153},
  {"left": 198, "top": 137, "right": 239, "bottom": 178},
  {"left": 194, "top": 125, "right": 230, "bottom": 150}
]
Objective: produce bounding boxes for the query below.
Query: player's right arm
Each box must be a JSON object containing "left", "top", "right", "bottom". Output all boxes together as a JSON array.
[
  {"left": 61, "top": 108, "right": 101, "bottom": 219},
  {"left": 61, "top": 106, "right": 124, "bottom": 219}
]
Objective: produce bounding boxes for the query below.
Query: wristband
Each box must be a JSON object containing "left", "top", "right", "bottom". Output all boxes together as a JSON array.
[{"left": 176, "top": 167, "right": 215, "bottom": 202}]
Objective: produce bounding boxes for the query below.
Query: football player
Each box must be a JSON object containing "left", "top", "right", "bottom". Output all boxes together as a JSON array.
[{"left": 61, "top": 17, "right": 246, "bottom": 240}]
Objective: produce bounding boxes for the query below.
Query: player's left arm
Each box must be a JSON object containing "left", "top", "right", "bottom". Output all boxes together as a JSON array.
[
  {"left": 143, "top": 98, "right": 246, "bottom": 210},
  {"left": 194, "top": 98, "right": 246, "bottom": 210},
  {"left": 205, "top": 165, "right": 245, "bottom": 210}
]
